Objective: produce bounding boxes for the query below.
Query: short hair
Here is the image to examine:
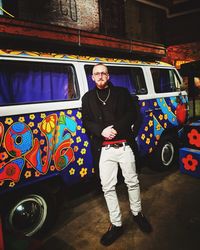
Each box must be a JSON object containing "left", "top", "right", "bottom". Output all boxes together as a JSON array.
[{"left": 92, "top": 63, "right": 108, "bottom": 74}]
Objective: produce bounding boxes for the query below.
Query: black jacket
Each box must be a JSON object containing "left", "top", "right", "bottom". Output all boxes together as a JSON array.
[{"left": 82, "top": 83, "right": 140, "bottom": 171}]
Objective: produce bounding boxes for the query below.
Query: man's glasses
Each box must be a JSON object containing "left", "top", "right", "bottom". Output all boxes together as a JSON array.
[{"left": 93, "top": 72, "right": 108, "bottom": 76}]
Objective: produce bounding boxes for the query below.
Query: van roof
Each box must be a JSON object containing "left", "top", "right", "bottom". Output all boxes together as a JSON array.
[{"left": 0, "top": 49, "right": 172, "bottom": 67}]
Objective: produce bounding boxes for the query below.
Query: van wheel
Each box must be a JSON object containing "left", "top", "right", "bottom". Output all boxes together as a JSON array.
[
  {"left": 150, "top": 135, "right": 178, "bottom": 171},
  {"left": 4, "top": 192, "right": 56, "bottom": 237}
]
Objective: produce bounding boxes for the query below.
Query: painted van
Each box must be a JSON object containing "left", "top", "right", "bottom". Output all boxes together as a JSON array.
[{"left": 0, "top": 49, "right": 188, "bottom": 236}]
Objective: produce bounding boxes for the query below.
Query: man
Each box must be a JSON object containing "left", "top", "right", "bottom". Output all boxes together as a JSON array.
[{"left": 82, "top": 63, "right": 152, "bottom": 246}]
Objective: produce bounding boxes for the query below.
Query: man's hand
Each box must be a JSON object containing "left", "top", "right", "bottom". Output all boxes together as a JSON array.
[{"left": 101, "top": 125, "right": 117, "bottom": 140}]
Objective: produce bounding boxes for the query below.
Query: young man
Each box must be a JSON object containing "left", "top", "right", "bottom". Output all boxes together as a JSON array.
[{"left": 82, "top": 63, "right": 152, "bottom": 246}]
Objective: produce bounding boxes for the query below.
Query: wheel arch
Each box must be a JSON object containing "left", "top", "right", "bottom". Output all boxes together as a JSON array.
[{"left": 0, "top": 175, "right": 64, "bottom": 237}]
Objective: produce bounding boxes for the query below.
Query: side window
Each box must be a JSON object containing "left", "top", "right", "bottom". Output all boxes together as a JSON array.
[
  {"left": 84, "top": 65, "right": 147, "bottom": 95},
  {"left": 151, "top": 68, "right": 181, "bottom": 93},
  {"left": 0, "top": 60, "right": 79, "bottom": 106}
]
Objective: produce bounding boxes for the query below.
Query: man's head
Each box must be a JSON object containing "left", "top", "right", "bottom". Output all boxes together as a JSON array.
[{"left": 92, "top": 63, "right": 110, "bottom": 89}]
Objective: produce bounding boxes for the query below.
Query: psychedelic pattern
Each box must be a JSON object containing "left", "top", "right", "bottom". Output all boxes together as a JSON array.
[
  {"left": 0, "top": 49, "right": 188, "bottom": 190},
  {"left": 0, "top": 49, "right": 171, "bottom": 66},
  {"left": 137, "top": 95, "right": 188, "bottom": 155},
  {"left": 0, "top": 110, "right": 94, "bottom": 190}
]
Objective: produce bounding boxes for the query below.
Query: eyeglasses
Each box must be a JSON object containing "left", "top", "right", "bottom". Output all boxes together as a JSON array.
[{"left": 93, "top": 72, "right": 108, "bottom": 76}]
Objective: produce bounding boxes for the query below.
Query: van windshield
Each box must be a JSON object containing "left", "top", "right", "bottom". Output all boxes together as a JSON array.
[{"left": 0, "top": 60, "right": 79, "bottom": 106}]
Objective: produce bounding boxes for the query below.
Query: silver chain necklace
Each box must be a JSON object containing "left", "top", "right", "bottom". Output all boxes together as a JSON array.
[{"left": 96, "top": 88, "right": 110, "bottom": 105}]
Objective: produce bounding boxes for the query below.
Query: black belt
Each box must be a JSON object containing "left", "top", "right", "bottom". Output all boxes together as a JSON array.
[{"left": 102, "top": 142, "right": 128, "bottom": 148}]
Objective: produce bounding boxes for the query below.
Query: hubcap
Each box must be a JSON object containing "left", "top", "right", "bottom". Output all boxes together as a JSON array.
[
  {"left": 161, "top": 142, "right": 174, "bottom": 166},
  {"left": 8, "top": 195, "right": 47, "bottom": 236}
]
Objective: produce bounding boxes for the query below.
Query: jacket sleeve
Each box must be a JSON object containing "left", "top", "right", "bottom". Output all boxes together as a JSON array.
[
  {"left": 113, "top": 88, "right": 138, "bottom": 134},
  {"left": 82, "top": 92, "right": 104, "bottom": 138}
]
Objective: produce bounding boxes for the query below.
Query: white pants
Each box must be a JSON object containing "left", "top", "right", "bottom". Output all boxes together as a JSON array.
[{"left": 99, "top": 145, "right": 141, "bottom": 227}]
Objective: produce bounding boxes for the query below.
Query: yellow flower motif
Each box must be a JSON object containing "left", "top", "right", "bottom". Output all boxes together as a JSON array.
[
  {"left": 146, "top": 138, "right": 150, "bottom": 145},
  {"left": 50, "top": 165, "right": 56, "bottom": 171},
  {"left": 149, "top": 112, "right": 153, "bottom": 117},
  {"left": 67, "top": 110, "right": 72, "bottom": 115},
  {"left": 60, "top": 111, "right": 65, "bottom": 116},
  {"left": 77, "top": 125, "right": 81, "bottom": 130},
  {"left": 29, "top": 114, "right": 35, "bottom": 120},
  {"left": 154, "top": 102, "right": 157, "bottom": 107},
  {"left": 9, "top": 182, "right": 15, "bottom": 187},
  {"left": 28, "top": 122, "right": 34, "bottom": 127},
  {"left": 159, "top": 114, "right": 163, "bottom": 120},
  {"left": 84, "top": 141, "right": 89, "bottom": 147},
  {"left": 81, "top": 148, "right": 86, "bottom": 155},
  {"left": 172, "top": 118, "right": 175, "bottom": 122},
  {"left": 5, "top": 117, "right": 13, "bottom": 125},
  {"left": 0, "top": 181, "right": 4, "bottom": 186},
  {"left": 141, "top": 134, "right": 146, "bottom": 140},
  {"left": 41, "top": 115, "right": 56, "bottom": 133},
  {"left": 18, "top": 117, "right": 25, "bottom": 122},
  {"left": 35, "top": 171, "right": 41, "bottom": 177},
  {"left": 74, "top": 146, "right": 79, "bottom": 152},
  {"left": 69, "top": 168, "right": 75, "bottom": 175},
  {"left": 142, "top": 101, "right": 146, "bottom": 107},
  {"left": 77, "top": 158, "right": 84, "bottom": 166},
  {"left": 148, "top": 120, "right": 153, "bottom": 127},
  {"left": 33, "top": 129, "right": 38, "bottom": 134},
  {"left": 41, "top": 113, "right": 46, "bottom": 118},
  {"left": 156, "top": 124, "right": 161, "bottom": 130},
  {"left": 164, "top": 123, "right": 167, "bottom": 128},
  {"left": 164, "top": 114, "right": 168, "bottom": 120},
  {"left": 76, "top": 137, "right": 81, "bottom": 143},
  {"left": 82, "top": 128, "right": 86, "bottom": 134},
  {"left": 149, "top": 147, "right": 153, "bottom": 153},
  {"left": 80, "top": 168, "right": 87, "bottom": 178},
  {"left": 76, "top": 112, "right": 82, "bottom": 119},
  {"left": 71, "top": 116, "right": 76, "bottom": 121},
  {"left": 160, "top": 98, "right": 163, "bottom": 102},
  {"left": 40, "top": 139, "right": 45, "bottom": 145},
  {"left": 92, "top": 168, "right": 95, "bottom": 173},
  {"left": 25, "top": 171, "right": 31, "bottom": 178},
  {"left": 168, "top": 107, "right": 171, "bottom": 112},
  {"left": 144, "top": 126, "right": 148, "bottom": 132},
  {"left": 150, "top": 133, "right": 153, "bottom": 138}
]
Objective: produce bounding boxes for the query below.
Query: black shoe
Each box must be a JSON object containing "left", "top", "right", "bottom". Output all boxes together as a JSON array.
[
  {"left": 133, "top": 212, "right": 152, "bottom": 233},
  {"left": 100, "top": 224, "right": 123, "bottom": 246}
]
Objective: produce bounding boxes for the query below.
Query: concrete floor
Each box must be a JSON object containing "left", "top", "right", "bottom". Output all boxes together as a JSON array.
[{"left": 5, "top": 165, "right": 200, "bottom": 250}]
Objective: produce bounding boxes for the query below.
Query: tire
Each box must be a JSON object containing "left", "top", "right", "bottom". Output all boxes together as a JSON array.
[
  {"left": 4, "top": 192, "right": 56, "bottom": 237},
  {"left": 150, "top": 134, "right": 178, "bottom": 171}
]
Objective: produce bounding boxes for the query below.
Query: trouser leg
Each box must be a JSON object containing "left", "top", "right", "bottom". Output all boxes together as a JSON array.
[
  {"left": 99, "top": 147, "right": 122, "bottom": 226},
  {"left": 119, "top": 146, "right": 142, "bottom": 215}
]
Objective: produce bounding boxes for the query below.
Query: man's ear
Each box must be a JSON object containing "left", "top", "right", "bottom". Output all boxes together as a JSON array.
[{"left": 92, "top": 75, "right": 95, "bottom": 81}]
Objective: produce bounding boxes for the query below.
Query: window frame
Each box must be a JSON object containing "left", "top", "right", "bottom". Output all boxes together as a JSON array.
[
  {"left": 150, "top": 67, "right": 182, "bottom": 94},
  {"left": 0, "top": 60, "right": 80, "bottom": 107},
  {"left": 84, "top": 64, "right": 148, "bottom": 95}
]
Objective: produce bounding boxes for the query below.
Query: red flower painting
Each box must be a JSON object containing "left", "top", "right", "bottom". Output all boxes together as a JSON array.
[
  {"left": 187, "top": 129, "right": 200, "bottom": 148},
  {"left": 182, "top": 154, "right": 198, "bottom": 172}
]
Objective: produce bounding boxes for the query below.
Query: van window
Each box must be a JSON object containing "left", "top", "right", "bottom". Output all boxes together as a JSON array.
[
  {"left": 151, "top": 68, "right": 181, "bottom": 93},
  {"left": 0, "top": 61, "right": 79, "bottom": 106},
  {"left": 85, "top": 65, "right": 147, "bottom": 95}
]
